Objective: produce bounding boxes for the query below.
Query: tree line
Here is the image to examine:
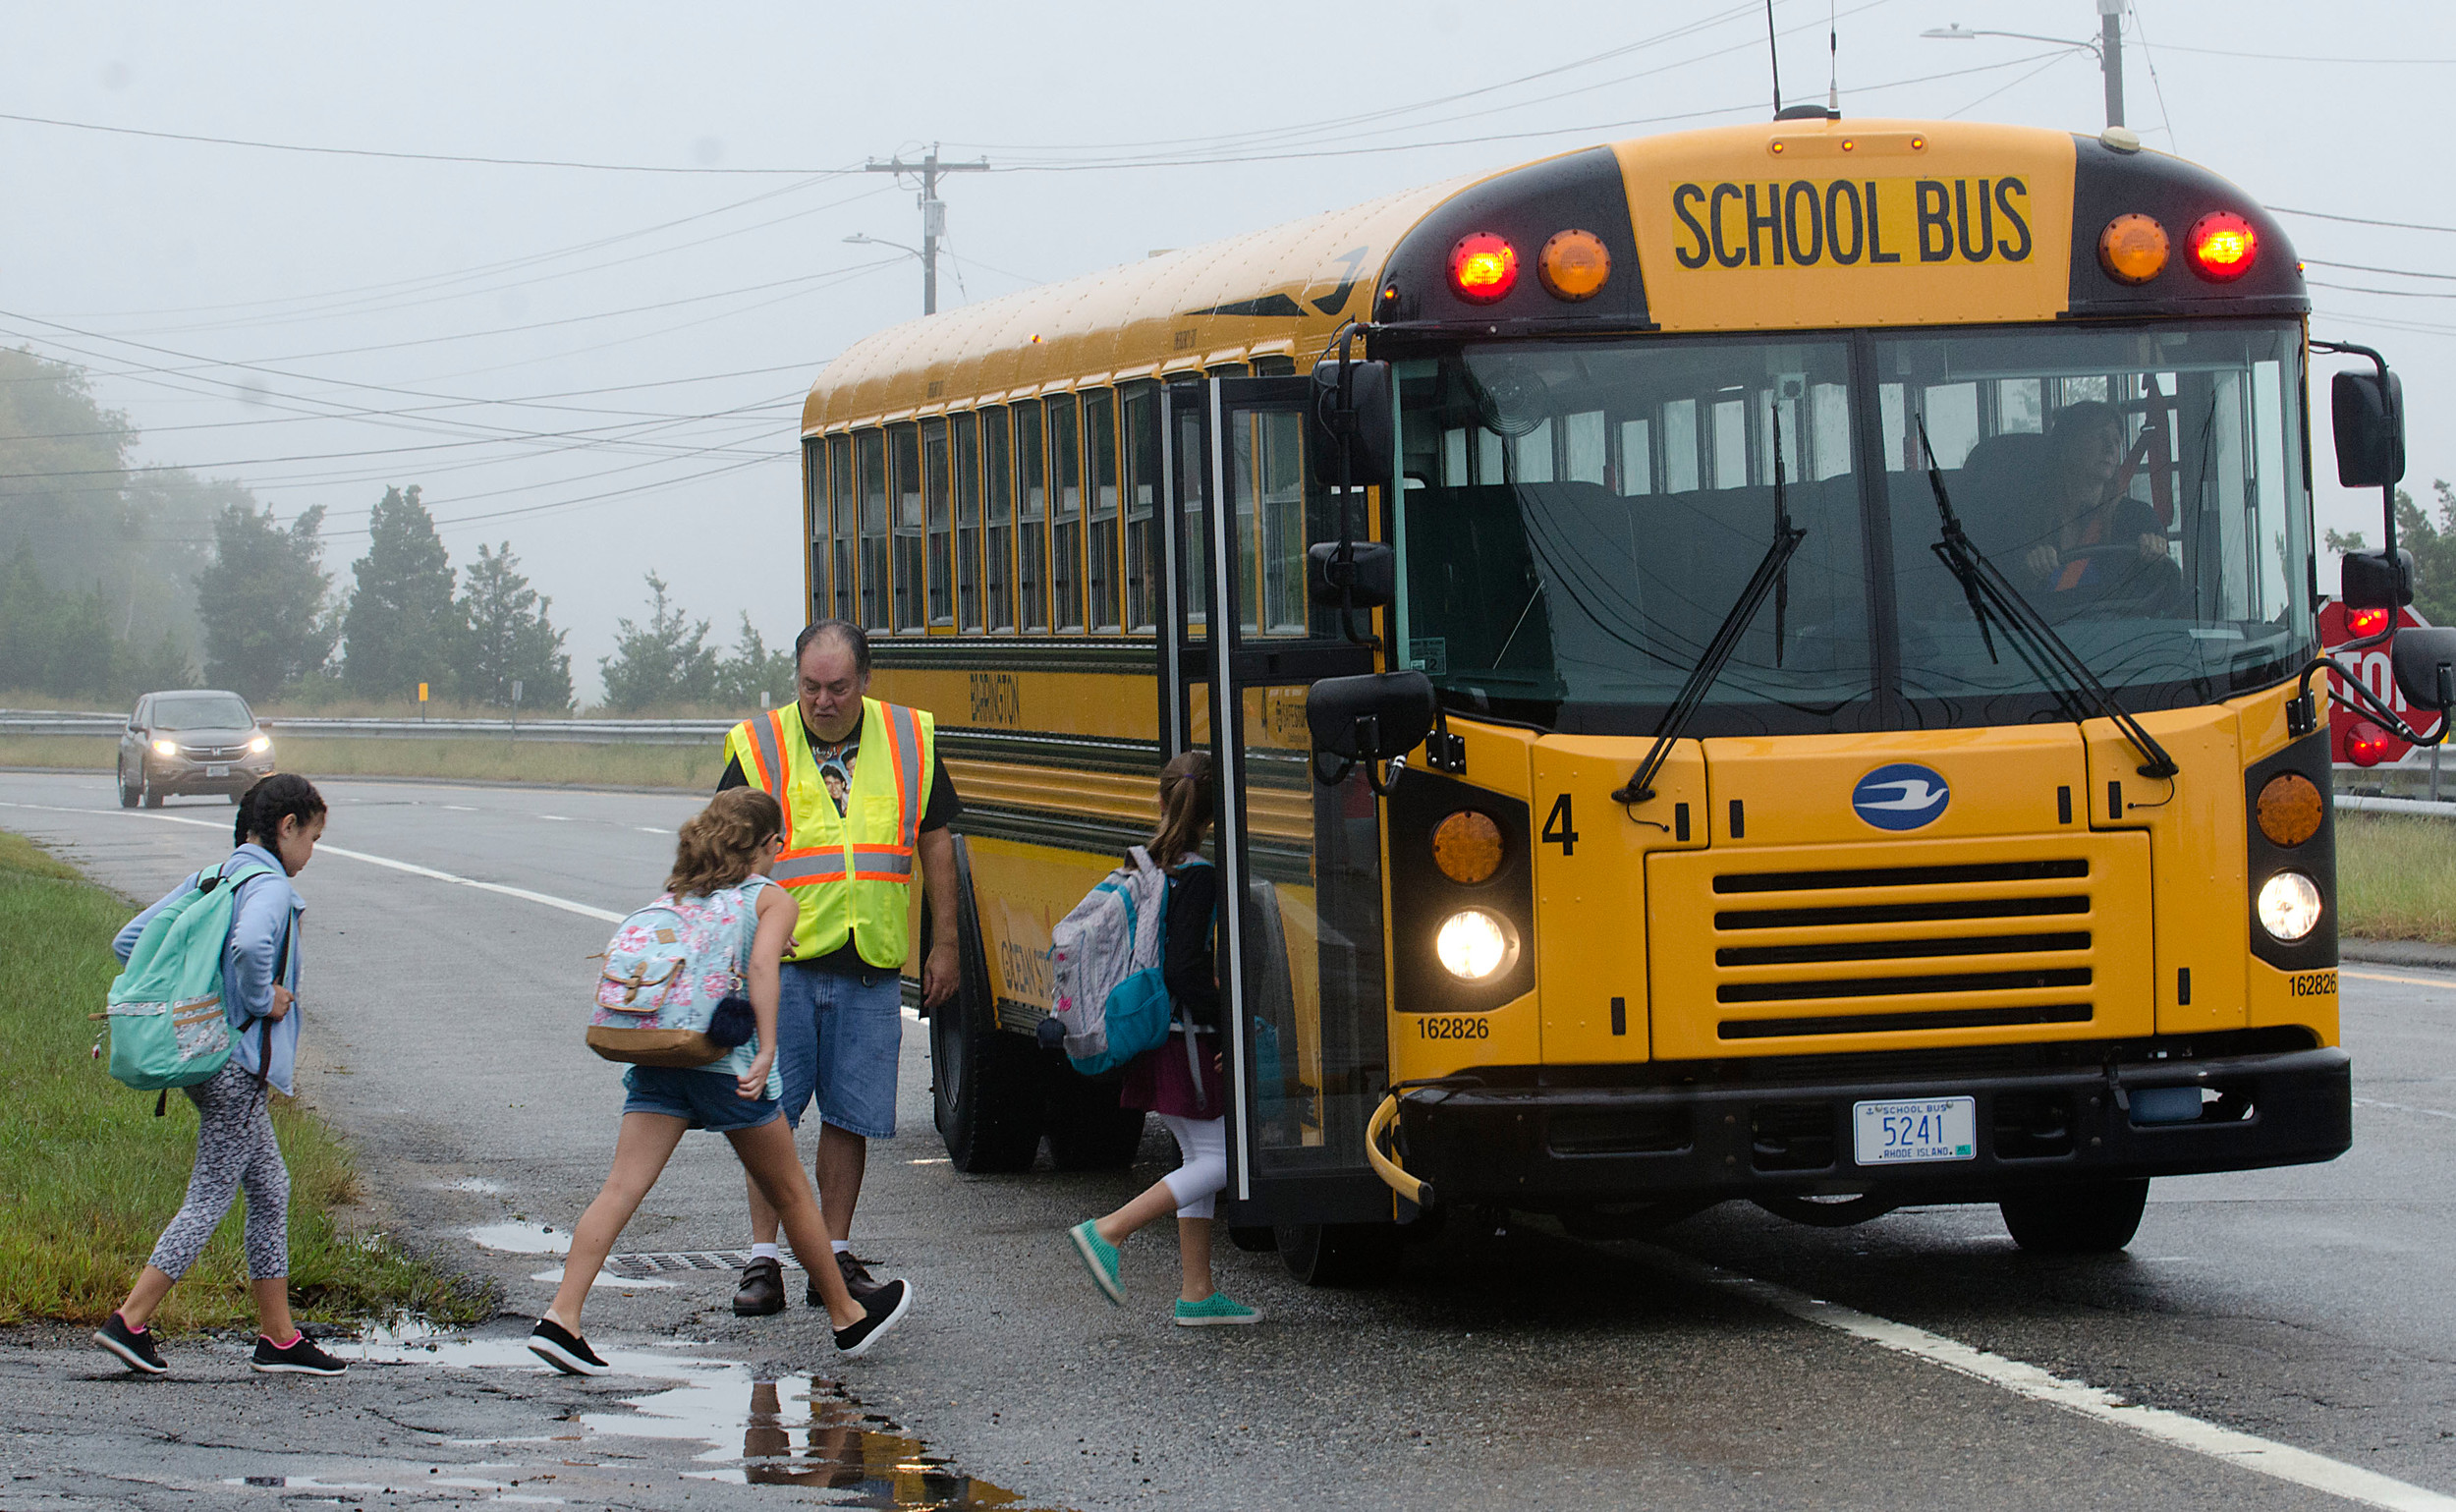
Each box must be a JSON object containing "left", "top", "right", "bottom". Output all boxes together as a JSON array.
[{"left": 0, "top": 348, "right": 792, "bottom": 713}]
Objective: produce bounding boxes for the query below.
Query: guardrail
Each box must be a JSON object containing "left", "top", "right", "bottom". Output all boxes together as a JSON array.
[{"left": 0, "top": 710, "right": 738, "bottom": 746}]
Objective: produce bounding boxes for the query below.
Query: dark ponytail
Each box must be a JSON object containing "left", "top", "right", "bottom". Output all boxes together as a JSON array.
[
  {"left": 1146, "top": 751, "right": 1213, "bottom": 869},
  {"left": 236, "top": 773, "right": 327, "bottom": 849}
]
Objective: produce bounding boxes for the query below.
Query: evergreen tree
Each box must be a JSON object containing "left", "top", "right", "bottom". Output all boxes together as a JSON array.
[
  {"left": 598, "top": 572, "right": 717, "bottom": 712},
  {"left": 711, "top": 613, "right": 794, "bottom": 710},
  {"left": 196, "top": 504, "right": 334, "bottom": 700},
  {"left": 454, "top": 541, "right": 573, "bottom": 712},
  {"left": 340, "top": 484, "right": 460, "bottom": 700}
]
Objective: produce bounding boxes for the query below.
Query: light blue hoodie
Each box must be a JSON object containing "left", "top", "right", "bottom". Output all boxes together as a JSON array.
[{"left": 112, "top": 842, "right": 305, "bottom": 1095}]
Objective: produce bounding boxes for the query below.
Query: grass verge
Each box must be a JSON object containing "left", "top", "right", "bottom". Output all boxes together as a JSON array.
[
  {"left": 2336, "top": 811, "right": 2456, "bottom": 945},
  {"left": 0, "top": 733, "right": 717, "bottom": 790},
  {"left": 0, "top": 830, "right": 486, "bottom": 1329}
]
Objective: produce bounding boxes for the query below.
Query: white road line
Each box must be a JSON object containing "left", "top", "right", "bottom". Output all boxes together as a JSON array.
[
  {"left": 537, "top": 814, "right": 572, "bottom": 822},
  {"left": 1636, "top": 1243, "right": 2456, "bottom": 1512},
  {"left": 0, "top": 800, "right": 623, "bottom": 924},
  {"left": 637, "top": 826, "right": 672, "bottom": 835},
  {"left": 2356, "top": 1095, "right": 2456, "bottom": 1122}
]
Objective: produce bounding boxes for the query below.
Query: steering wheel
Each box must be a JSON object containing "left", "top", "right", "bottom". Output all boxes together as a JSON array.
[{"left": 2051, "top": 543, "right": 2186, "bottom": 620}]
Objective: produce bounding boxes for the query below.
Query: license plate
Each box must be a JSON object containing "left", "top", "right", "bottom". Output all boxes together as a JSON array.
[
  {"left": 205, "top": 764, "right": 229, "bottom": 777},
  {"left": 1852, "top": 1096, "right": 1977, "bottom": 1165}
]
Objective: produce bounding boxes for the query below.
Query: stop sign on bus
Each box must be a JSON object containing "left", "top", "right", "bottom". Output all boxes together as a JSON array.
[{"left": 2317, "top": 600, "right": 2445, "bottom": 763}]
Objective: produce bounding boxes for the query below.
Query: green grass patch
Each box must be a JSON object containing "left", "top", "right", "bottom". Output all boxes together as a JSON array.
[
  {"left": 2337, "top": 810, "right": 2456, "bottom": 945},
  {"left": 0, "top": 830, "right": 485, "bottom": 1329},
  {"left": 0, "top": 735, "right": 115, "bottom": 771}
]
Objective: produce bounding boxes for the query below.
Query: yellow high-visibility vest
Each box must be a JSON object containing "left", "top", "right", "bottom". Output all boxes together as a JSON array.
[{"left": 723, "top": 698, "right": 935, "bottom": 967}]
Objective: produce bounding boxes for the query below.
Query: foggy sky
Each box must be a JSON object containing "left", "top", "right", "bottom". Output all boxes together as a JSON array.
[{"left": 3, "top": 1, "right": 2448, "bottom": 702}]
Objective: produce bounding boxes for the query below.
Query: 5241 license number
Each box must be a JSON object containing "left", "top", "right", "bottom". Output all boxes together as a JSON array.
[{"left": 1417, "top": 1016, "right": 1491, "bottom": 1040}]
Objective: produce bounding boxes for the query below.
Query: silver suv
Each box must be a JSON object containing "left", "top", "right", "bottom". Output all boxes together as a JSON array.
[{"left": 118, "top": 691, "right": 276, "bottom": 808}]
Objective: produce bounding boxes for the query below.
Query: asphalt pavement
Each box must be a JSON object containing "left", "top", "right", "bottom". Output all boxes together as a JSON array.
[{"left": 2, "top": 768, "right": 2452, "bottom": 1512}]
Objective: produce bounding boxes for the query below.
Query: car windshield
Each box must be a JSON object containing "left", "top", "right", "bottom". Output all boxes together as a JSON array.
[
  {"left": 150, "top": 695, "right": 252, "bottom": 731},
  {"left": 1391, "top": 321, "right": 2314, "bottom": 736}
]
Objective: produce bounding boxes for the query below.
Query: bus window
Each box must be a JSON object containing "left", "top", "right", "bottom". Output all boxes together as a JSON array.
[
  {"left": 1123, "top": 384, "right": 1160, "bottom": 632},
  {"left": 954, "top": 413, "right": 982, "bottom": 633},
  {"left": 1173, "top": 401, "right": 1207, "bottom": 636},
  {"left": 983, "top": 408, "right": 1016, "bottom": 631},
  {"left": 891, "top": 423, "right": 924, "bottom": 632},
  {"left": 1618, "top": 419, "right": 1652, "bottom": 496},
  {"left": 1049, "top": 394, "right": 1085, "bottom": 632},
  {"left": 1085, "top": 389, "right": 1121, "bottom": 632},
  {"left": 1710, "top": 396, "right": 1748, "bottom": 489},
  {"left": 828, "top": 434, "right": 855, "bottom": 623},
  {"left": 1662, "top": 399, "right": 1700, "bottom": 491},
  {"left": 805, "top": 438, "right": 825, "bottom": 623},
  {"left": 1515, "top": 419, "right": 1555, "bottom": 483},
  {"left": 1016, "top": 399, "right": 1047, "bottom": 632},
  {"left": 924, "top": 420, "right": 954, "bottom": 628},
  {"left": 1254, "top": 410, "right": 1309, "bottom": 634},
  {"left": 1564, "top": 411, "right": 1606, "bottom": 486},
  {"left": 857, "top": 429, "right": 889, "bottom": 632}
]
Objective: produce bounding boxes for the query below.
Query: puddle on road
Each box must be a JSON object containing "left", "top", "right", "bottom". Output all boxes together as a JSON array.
[
  {"left": 295, "top": 1323, "right": 1051, "bottom": 1510},
  {"left": 469, "top": 1220, "right": 567, "bottom": 1254}
]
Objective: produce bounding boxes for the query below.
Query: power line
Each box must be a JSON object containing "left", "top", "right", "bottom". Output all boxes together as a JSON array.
[
  {"left": 2274, "top": 206, "right": 2456, "bottom": 236},
  {"left": 2305, "top": 257, "right": 2456, "bottom": 284}
]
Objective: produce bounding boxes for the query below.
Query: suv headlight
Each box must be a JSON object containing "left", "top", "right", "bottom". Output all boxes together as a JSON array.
[
  {"left": 2257, "top": 870, "right": 2322, "bottom": 943},
  {"left": 151, "top": 739, "right": 178, "bottom": 757},
  {"left": 247, "top": 735, "right": 271, "bottom": 754}
]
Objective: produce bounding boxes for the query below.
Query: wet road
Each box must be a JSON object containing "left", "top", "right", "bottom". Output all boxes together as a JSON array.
[{"left": 2, "top": 768, "right": 2451, "bottom": 1511}]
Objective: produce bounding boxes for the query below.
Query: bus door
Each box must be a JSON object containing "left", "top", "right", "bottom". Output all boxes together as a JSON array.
[{"left": 1196, "top": 376, "right": 1395, "bottom": 1227}]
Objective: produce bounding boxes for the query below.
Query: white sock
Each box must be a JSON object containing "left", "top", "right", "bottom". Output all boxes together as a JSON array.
[
  {"left": 751, "top": 1243, "right": 779, "bottom": 1262},
  {"left": 831, "top": 1240, "right": 852, "bottom": 1255}
]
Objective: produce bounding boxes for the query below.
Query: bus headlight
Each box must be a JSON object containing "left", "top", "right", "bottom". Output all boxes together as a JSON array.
[
  {"left": 2256, "top": 870, "right": 2322, "bottom": 943},
  {"left": 1435, "top": 909, "right": 1514, "bottom": 980}
]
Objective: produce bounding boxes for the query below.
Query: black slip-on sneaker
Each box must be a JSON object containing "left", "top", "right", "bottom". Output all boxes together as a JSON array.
[
  {"left": 251, "top": 1332, "right": 347, "bottom": 1376},
  {"left": 734, "top": 1256, "right": 785, "bottom": 1316},
  {"left": 527, "top": 1317, "right": 608, "bottom": 1376},
  {"left": 831, "top": 1278, "right": 913, "bottom": 1359},
  {"left": 808, "top": 1249, "right": 886, "bottom": 1308},
  {"left": 93, "top": 1312, "right": 167, "bottom": 1375}
]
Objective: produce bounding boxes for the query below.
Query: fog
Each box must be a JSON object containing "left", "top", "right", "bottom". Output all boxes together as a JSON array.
[{"left": 3, "top": 0, "right": 2447, "bottom": 701}]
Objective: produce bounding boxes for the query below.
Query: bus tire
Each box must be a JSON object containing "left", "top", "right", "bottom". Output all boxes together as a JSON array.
[
  {"left": 926, "top": 839, "right": 1043, "bottom": 1174},
  {"left": 1275, "top": 1221, "right": 1401, "bottom": 1287},
  {"left": 1042, "top": 1067, "right": 1145, "bottom": 1170},
  {"left": 1999, "top": 1178, "right": 2150, "bottom": 1255}
]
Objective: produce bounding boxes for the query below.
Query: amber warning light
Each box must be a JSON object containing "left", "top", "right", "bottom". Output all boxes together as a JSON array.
[
  {"left": 2188, "top": 211, "right": 2257, "bottom": 283},
  {"left": 1448, "top": 233, "right": 1518, "bottom": 304}
]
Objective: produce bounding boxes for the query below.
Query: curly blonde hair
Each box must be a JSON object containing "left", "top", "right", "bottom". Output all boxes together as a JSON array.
[{"left": 667, "top": 787, "right": 783, "bottom": 897}]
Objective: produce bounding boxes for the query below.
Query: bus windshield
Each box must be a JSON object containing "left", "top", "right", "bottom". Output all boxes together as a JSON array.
[{"left": 1392, "top": 321, "right": 2313, "bottom": 736}]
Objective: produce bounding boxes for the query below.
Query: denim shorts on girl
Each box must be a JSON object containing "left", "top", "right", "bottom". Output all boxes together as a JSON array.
[{"left": 621, "top": 1064, "right": 783, "bottom": 1133}]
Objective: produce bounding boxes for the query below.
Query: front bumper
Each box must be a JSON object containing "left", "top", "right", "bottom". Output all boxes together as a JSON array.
[
  {"left": 1399, "top": 1034, "right": 2351, "bottom": 1210},
  {"left": 145, "top": 753, "right": 275, "bottom": 794}
]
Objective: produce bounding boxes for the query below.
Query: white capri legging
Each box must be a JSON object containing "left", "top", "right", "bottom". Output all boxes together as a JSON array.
[{"left": 1155, "top": 1113, "right": 1229, "bottom": 1219}]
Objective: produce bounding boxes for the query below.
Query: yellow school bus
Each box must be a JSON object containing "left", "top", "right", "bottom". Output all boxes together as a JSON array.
[{"left": 800, "top": 114, "right": 2441, "bottom": 1280}]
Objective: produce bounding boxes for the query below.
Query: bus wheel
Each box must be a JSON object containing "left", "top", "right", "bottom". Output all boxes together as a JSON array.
[
  {"left": 1275, "top": 1222, "right": 1401, "bottom": 1287},
  {"left": 1043, "top": 1068, "right": 1145, "bottom": 1170},
  {"left": 1227, "top": 1225, "right": 1277, "bottom": 1254},
  {"left": 926, "top": 840, "right": 1043, "bottom": 1173},
  {"left": 1999, "top": 1178, "right": 2150, "bottom": 1255}
]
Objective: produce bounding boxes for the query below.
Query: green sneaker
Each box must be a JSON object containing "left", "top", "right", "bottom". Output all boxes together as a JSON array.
[
  {"left": 1068, "top": 1220, "right": 1124, "bottom": 1305},
  {"left": 1173, "top": 1292, "right": 1262, "bottom": 1327}
]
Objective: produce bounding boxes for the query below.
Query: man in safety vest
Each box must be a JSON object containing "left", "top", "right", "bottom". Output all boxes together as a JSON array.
[{"left": 715, "top": 620, "right": 962, "bottom": 1317}]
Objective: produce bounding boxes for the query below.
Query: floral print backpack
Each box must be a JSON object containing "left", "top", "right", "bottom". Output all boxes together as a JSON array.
[{"left": 586, "top": 881, "right": 764, "bottom": 1067}]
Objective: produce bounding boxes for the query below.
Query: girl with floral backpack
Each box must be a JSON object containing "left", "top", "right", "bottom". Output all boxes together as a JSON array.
[{"left": 528, "top": 787, "right": 913, "bottom": 1372}]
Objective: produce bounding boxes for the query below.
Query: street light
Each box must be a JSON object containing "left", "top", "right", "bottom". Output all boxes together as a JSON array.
[
  {"left": 1922, "top": 1, "right": 2125, "bottom": 129},
  {"left": 844, "top": 232, "right": 922, "bottom": 260}
]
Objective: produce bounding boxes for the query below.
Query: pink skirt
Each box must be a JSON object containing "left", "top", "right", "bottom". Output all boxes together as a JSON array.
[{"left": 1118, "top": 1030, "right": 1225, "bottom": 1120}]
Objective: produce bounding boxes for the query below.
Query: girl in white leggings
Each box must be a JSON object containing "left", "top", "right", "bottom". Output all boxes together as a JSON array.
[{"left": 1067, "top": 752, "right": 1258, "bottom": 1326}]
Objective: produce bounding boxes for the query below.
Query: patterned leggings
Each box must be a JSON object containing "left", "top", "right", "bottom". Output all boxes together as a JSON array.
[{"left": 148, "top": 1061, "right": 291, "bottom": 1281}]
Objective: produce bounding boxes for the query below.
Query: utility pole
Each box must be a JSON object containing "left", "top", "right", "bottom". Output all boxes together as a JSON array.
[
  {"left": 2097, "top": 0, "right": 2125, "bottom": 129},
  {"left": 865, "top": 143, "right": 988, "bottom": 316}
]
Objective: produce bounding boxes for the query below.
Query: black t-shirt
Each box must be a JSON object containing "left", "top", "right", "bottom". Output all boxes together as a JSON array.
[
  {"left": 1161, "top": 862, "right": 1220, "bottom": 1031},
  {"left": 716, "top": 707, "right": 961, "bottom": 832}
]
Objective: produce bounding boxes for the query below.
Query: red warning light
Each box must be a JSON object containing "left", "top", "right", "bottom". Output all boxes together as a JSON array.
[
  {"left": 1447, "top": 233, "right": 1519, "bottom": 305},
  {"left": 2346, "top": 719, "right": 2394, "bottom": 767},
  {"left": 2347, "top": 606, "right": 2393, "bottom": 639},
  {"left": 2186, "top": 211, "right": 2257, "bottom": 283}
]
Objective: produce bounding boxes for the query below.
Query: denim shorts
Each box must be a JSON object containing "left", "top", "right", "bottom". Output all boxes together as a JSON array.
[
  {"left": 622, "top": 1064, "right": 783, "bottom": 1134},
  {"left": 773, "top": 958, "right": 905, "bottom": 1140}
]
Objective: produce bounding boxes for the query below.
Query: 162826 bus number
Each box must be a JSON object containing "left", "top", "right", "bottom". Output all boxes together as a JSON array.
[
  {"left": 2290, "top": 971, "right": 2337, "bottom": 998},
  {"left": 1417, "top": 1016, "right": 1492, "bottom": 1040}
]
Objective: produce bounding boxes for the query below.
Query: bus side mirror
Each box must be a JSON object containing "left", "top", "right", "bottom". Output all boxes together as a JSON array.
[
  {"left": 1308, "top": 540, "right": 1394, "bottom": 608},
  {"left": 2333, "top": 368, "right": 2405, "bottom": 489},
  {"left": 2393, "top": 627, "right": 2456, "bottom": 713},
  {"left": 1308, "top": 359, "right": 1394, "bottom": 488},
  {"left": 2342, "top": 549, "right": 2415, "bottom": 611},
  {"left": 1307, "top": 670, "right": 1435, "bottom": 778}
]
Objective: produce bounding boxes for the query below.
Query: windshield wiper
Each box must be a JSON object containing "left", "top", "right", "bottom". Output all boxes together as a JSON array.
[
  {"left": 1916, "top": 415, "right": 2178, "bottom": 781},
  {"left": 1611, "top": 409, "right": 1807, "bottom": 805}
]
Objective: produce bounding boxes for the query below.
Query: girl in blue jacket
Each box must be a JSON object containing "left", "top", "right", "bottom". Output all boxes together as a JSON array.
[{"left": 91, "top": 774, "right": 348, "bottom": 1378}]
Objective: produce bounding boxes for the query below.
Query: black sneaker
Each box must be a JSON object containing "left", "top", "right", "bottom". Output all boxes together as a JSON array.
[
  {"left": 251, "top": 1332, "right": 347, "bottom": 1376},
  {"left": 92, "top": 1312, "right": 167, "bottom": 1375},
  {"left": 831, "top": 1278, "right": 913, "bottom": 1359},
  {"left": 808, "top": 1250, "right": 886, "bottom": 1307},
  {"left": 733, "top": 1257, "right": 785, "bottom": 1316},
  {"left": 527, "top": 1316, "right": 608, "bottom": 1376}
]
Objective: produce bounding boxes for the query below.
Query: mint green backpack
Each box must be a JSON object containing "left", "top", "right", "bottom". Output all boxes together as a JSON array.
[{"left": 101, "top": 860, "right": 283, "bottom": 1099}]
